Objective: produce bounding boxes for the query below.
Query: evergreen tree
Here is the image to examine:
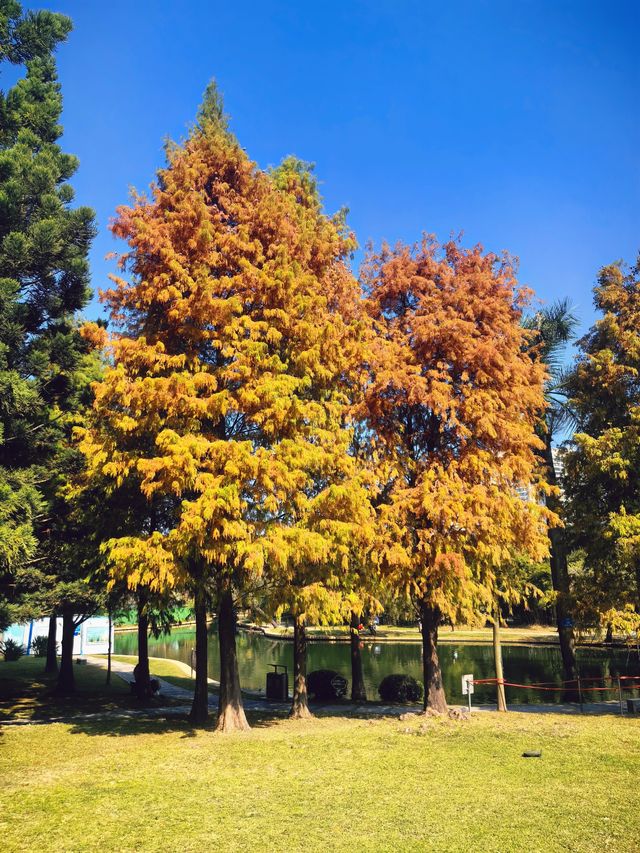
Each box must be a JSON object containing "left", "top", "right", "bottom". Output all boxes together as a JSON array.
[
  {"left": 564, "top": 256, "right": 640, "bottom": 633},
  {"left": 0, "top": 1, "right": 95, "bottom": 629}
]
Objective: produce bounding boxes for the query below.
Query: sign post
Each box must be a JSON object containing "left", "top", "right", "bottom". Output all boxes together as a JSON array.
[{"left": 462, "top": 673, "right": 474, "bottom": 713}]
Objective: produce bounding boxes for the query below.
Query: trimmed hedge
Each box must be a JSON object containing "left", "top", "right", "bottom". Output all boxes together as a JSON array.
[
  {"left": 378, "top": 673, "right": 424, "bottom": 703},
  {"left": 307, "top": 669, "right": 348, "bottom": 701}
]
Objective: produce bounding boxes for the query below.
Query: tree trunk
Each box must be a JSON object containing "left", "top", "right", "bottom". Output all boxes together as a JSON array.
[
  {"left": 420, "top": 600, "right": 447, "bottom": 713},
  {"left": 350, "top": 611, "right": 367, "bottom": 703},
  {"left": 215, "top": 587, "right": 250, "bottom": 732},
  {"left": 289, "top": 613, "right": 313, "bottom": 719},
  {"left": 44, "top": 612, "right": 58, "bottom": 674},
  {"left": 605, "top": 622, "right": 613, "bottom": 644},
  {"left": 189, "top": 586, "right": 210, "bottom": 726},
  {"left": 106, "top": 608, "right": 112, "bottom": 685},
  {"left": 135, "top": 591, "right": 151, "bottom": 700},
  {"left": 57, "top": 607, "right": 75, "bottom": 694},
  {"left": 493, "top": 603, "right": 507, "bottom": 712},
  {"left": 544, "top": 439, "right": 577, "bottom": 682}
]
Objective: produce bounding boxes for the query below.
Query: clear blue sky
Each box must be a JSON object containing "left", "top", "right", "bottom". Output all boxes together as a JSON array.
[{"left": 34, "top": 0, "right": 640, "bottom": 341}]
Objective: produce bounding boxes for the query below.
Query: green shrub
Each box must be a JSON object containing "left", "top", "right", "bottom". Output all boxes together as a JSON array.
[
  {"left": 30, "top": 635, "right": 50, "bottom": 657},
  {"left": 1, "top": 638, "right": 25, "bottom": 661},
  {"left": 307, "top": 669, "right": 348, "bottom": 701},
  {"left": 378, "top": 673, "right": 424, "bottom": 703}
]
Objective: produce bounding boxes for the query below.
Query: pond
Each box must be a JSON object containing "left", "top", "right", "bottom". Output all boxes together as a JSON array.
[{"left": 114, "top": 627, "right": 640, "bottom": 705}]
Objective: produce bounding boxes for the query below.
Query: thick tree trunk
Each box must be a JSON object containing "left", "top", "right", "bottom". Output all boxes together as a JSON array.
[
  {"left": 289, "top": 613, "right": 313, "bottom": 719},
  {"left": 57, "top": 607, "right": 75, "bottom": 694},
  {"left": 350, "top": 611, "right": 367, "bottom": 703},
  {"left": 216, "top": 587, "right": 250, "bottom": 732},
  {"left": 544, "top": 439, "right": 577, "bottom": 682},
  {"left": 420, "top": 600, "right": 447, "bottom": 713},
  {"left": 44, "top": 612, "right": 58, "bottom": 674},
  {"left": 135, "top": 591, "right": 151, "bottom": 700},
  {"left": 189, "top": 586, "right": 210, "bottom": 726},
  {"left": 492, "top": 603, "right": 507, "bottom": 712}
]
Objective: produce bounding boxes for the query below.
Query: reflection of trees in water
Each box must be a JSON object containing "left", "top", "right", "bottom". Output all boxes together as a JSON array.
[{"left": 112, "top": 630, "right": 640, "bottom": 704}]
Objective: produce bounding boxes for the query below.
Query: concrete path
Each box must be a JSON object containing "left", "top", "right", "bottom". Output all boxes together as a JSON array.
[{"left": 86, "top": 656, "right": 631, "bottom": 719}]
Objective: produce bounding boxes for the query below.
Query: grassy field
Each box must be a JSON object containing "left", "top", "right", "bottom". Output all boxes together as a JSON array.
[
  {"left": 253, "top": 623, "right": 563, "bottom": 644},
  {"left": 1, "top": 659, "right": 638, "bottom": 852},
  {"left": 109, "top": 653, "right": 198, "bottom": 692},
  {"left": 0, "top": 657, "right": 191, "bottom": 720}
]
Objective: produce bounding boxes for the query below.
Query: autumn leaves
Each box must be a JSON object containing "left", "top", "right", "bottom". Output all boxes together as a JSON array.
[{"left": 81, "top": 86, "right": 553, "bottom": 728}]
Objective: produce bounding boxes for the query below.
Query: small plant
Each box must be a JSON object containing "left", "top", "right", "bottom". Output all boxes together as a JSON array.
[
  {"left": 30, "top": 635, "right": 50, "bottom": 657},
  {"left": 307, "top": 669, "right": 348, "bottom": 701},
  {"left": 1, "top": 638, "right": 25, "bottom": 662},
  {"left": 378, "top": 673, "right": 424, "bottom": 704}
]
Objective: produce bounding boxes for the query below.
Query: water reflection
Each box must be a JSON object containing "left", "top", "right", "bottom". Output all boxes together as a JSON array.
[{"left": 114, "top": 628, "right": 640, "bottom": 704}]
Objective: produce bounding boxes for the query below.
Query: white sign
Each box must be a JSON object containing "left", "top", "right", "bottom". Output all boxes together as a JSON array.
[{"left": 462, "top": 674, "right": 474, "bottom": 695}]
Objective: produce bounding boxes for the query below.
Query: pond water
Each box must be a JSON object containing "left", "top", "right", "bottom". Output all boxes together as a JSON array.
[{"left": 114, "top": 627, "right": 640, "bottom": 705}]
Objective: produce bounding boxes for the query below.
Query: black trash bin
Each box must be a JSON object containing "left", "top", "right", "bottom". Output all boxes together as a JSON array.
[{"left": 266, "top": 663, "right": 288, "bottom": 701}]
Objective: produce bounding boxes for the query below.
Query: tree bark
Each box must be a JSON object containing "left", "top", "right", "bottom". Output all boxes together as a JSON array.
[
  {"left": 289, "top": 613, "right": 313, "bottom": 719},
  {"left": 420, "top": 600, "right": 447, "bottom": 713},
  {"left": 544, "top": 439, "right": 578, "bottom": 682},
  {"left": 350, "top": 611, "right": 367, "bottom": 703},
  {"left": 189, "top": 586, "right": 210, "bottom": 726},
  {"left": 135, "top": 590, "right": 151, "bottom": 700},
  {"left": 57, "top": 607, "right": 75, "bottom": 694},
  {"left": 492, "top": 603, "right": 507, "bottom": 712},
  {"left": 44, "top": 612, "right": 58, "bottom": 674},
  {"left": 605, "top": 622, "right": 613, "bottom": 644},
  {"left": 215, "top": 587, "right": 250, "bottom": 732}
]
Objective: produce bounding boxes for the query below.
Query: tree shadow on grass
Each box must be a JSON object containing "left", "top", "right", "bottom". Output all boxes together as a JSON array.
[{"left": 66, "top": 711, "right": 204, "bottom": 738}]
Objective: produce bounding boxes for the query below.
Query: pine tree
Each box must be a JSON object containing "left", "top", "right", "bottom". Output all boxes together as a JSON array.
[{"left": 0, "top": 1, "right": 95, "bottom": 630}]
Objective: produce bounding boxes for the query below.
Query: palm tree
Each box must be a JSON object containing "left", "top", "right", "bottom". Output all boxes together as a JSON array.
[{"left": 524, "top": 299, "right": 579, "bottom": 682}]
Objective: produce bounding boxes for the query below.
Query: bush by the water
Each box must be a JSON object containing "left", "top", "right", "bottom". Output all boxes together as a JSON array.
[
  {"left": 30, "top": 635, "right": 49, "bottom": 657},
  {"left": 378, "top": 673, "right": 424, "bottom": 703},
  {"left": 307, "top": 669, "right": 348, "bottom": 701},
  {"left": 1, "top": 638, "right": 25, "bottom": 661}
]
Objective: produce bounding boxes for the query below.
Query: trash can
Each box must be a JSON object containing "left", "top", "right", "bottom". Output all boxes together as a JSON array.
[{"left": 266, "top": 663, "right": 288, "bottom": 701}]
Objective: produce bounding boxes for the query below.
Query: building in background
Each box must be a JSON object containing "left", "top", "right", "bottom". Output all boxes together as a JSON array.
[{"left": 1, "top": 616, "right": 113, "bottom": 656}]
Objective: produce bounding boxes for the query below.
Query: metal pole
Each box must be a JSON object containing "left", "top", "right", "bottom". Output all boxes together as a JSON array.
[
  {"left": 467, "top": 679, "right": 472, "bottom": 714},
  {"left": 618, "top": 676, "right": 623, "bottom": 716},
  {"left": 577, "top": 674, "right": 583, "bottom": 713}
]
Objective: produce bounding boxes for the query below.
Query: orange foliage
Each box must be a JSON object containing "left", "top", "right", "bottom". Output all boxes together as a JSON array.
[
  {"left": 361, "top": 237, "right": 554, "bottom": 625},
  {"left": 79, "top": 111, "right": 374, "bottom": 613}
]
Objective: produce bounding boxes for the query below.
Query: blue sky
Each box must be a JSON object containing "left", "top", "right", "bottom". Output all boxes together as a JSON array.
[{"left": 30, "top": 0, "right": 640, "bottom": 342}]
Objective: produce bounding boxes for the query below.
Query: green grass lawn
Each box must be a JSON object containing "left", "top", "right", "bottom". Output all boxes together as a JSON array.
[
  {"left": 258, "top": 623, "right": 561, "bottom": 644},
  {"left": 0, "top": 656, "right": 132, "bottom": 721},
  {"left": 0, "top": 696, "right": 638, "bottom": 852},
  {"left": 109, "top": 654, "right": 198, "bottom": 693},
  {"left": 0, "top": 656, "right": 189, "bottom": 721}
]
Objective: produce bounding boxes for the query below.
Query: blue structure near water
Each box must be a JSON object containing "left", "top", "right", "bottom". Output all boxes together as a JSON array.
[{"left": 2, "top": 616, "right": 113, "bottom": 656}]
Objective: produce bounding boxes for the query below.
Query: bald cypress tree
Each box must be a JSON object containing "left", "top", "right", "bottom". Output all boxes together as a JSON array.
[{"left": 0, "top": 1, "right": 95, "bottom": 630}]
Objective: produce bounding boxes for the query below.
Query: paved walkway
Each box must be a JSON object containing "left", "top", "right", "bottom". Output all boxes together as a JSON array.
[
  {"left": 0, "top": 656, "right": 629, "bottom": 728},
  {"left": 86, "top": 656, "right": 629, "bottom": 718}
]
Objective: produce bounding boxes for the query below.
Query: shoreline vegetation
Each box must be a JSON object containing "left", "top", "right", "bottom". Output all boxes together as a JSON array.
[{"left": 112, "top": 621, "right": 635, "bottom": 649}]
